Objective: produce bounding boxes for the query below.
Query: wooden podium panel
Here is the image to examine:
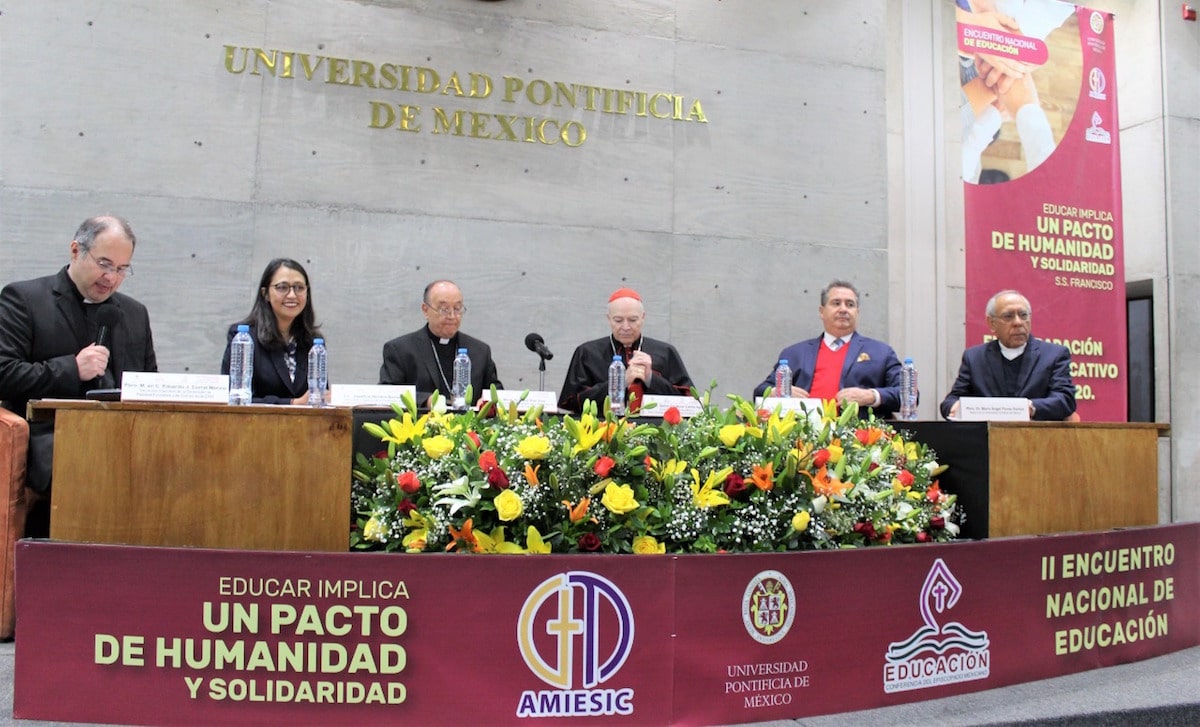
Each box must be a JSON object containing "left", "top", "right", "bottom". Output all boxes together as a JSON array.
[
  {"left": 906, "top": 421, "right": 1166, "bottom": 539},
  {"left": 33, "top": 401, "right": 352, "bottom": 552}
]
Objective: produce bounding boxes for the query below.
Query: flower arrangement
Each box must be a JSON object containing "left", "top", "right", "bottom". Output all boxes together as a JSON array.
[{"left": 350, "top": 390, "right": 959, "bottom": 554}]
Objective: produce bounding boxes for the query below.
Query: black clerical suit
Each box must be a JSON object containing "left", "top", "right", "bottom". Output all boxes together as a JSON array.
[
  {"left": 379, "top": 325, "right": 502, "bottom": 404},
  {"left": 0, "top": 266, "right": 157, "bottom": 496},
  {"left": 558, "top": 335, "right": 695, "bottom": 415}
]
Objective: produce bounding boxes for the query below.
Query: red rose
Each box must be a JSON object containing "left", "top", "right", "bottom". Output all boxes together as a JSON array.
[
  {"left": 397, "top": 499, "right": 417, "bottom": 516},
  {"left": 756, "top": 409, "right": 770, "bottom": 422},
  {"left": 396, "top": 471, "right": 422, "bottom": 494},
  {"left": 594, "top": 456, "right": 616, "bottom": 478},
  {"left": 916, "top": 531, "right": 931, "bottom": 543},
  {"left": 466, "top": 431, "right": 482, "bottom": 449},
  {"left": 812, "top": 449, "right": 831, "bottom": 468},
  {"left": 478, "top": 450, "right": 498, "bottom": 472},
  {"left": 853, "top": 520, "right": 877, "bottom": 540},
  {"left": 577, "top": 533, "right": 602, "bottom": 552},
  {"left": 868, "top": 462, "right": 879, "bottom": 472},
  {"left": 373, "top": 449, "right": 388, "bottom": 461},
  {"left": 723, "top": 473, "right": 749, "bottom": 499},
  {"left": 855, "top": 429, "right": 871, "bottom": 445},
  {"left": 930, "top": 516, "right": 945, "bottom": 529},
  {"left": 897, "top": 470, "right": 915, "bottom": 487},
  {"left": 644, "top": 456, "right": 653, "bottom": 469},
  {"left": 487, "top": 467, "right": 510, "bottom": 489},
  {"left": 663, "top": 407, "right": 682, "bottom": 425}
]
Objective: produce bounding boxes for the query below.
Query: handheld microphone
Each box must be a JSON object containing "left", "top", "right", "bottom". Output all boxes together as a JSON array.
[
  {"left": 95, "top": 305, "right": 122, "bottom": 348},
  {"left": 91, "top": 306, "right": 123, "bottom": 390},
  {"left": 524, "top": 332, "right": 554, "bottom": 361}
]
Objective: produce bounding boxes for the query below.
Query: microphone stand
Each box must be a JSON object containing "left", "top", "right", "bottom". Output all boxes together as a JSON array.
[{"left": 537, "top": 356, "right": 546, "bottom": 392}]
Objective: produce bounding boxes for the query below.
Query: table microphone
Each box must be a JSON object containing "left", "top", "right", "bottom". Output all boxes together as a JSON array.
[{"left": 525, "top": 332, "right": 554, "bottom": 360}]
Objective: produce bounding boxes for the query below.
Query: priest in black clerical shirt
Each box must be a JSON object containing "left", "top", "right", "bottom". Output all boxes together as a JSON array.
[
  {"left": 379, "top": 279, "right": 502, "bottom": 406},
  {"left": 558, "top": 287, "right": 695, "bottom": 415}
]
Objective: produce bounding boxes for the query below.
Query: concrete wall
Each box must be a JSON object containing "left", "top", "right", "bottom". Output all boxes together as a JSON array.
[{"left": 0, "top": 0, "right": 891, "bottom": 400}]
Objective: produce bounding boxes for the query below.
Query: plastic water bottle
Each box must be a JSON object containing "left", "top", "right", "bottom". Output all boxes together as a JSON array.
[
  {"left": 608, "top": 355, "right": 626, "bottom": 416},
  {"left": 452, "top": 348, "right": 471, "bottom": 410},
  {"left": 775, "top": 359, "right": 792, "bottom": 397},
  {"left": 307, "top": 338, "right": 327, "bottom": 407},
  {"left": 899, "top": 357, "right": 919, "bottom": 420},
  {"left": 228, "top": 324, "right": 254, "bottom": 405}
]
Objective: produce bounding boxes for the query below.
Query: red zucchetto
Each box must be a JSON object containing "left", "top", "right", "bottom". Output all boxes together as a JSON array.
[{"left": 608, "top": 287, "right": 642, "bottom": 303}]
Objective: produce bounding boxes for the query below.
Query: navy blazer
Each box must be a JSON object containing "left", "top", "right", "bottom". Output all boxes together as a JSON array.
[
  {"left": 0, "top": 267, "right": 157, "bottom": 491},
  {"left": 379, "top": 326, "right": 502, "bottom": 404},
  {"left": 221, "top": 323, "right": 311, "bottom": 405},
  {"left": 753, "top": 332, "right": 903, "bottom": 418},
  {"left": 940, "top": 337, "right": 1076, "bottom": 421}
]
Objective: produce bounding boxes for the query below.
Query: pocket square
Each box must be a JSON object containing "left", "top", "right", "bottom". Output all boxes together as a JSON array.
[{"left": 857, "top": 352, "right": 871, "bottom": 362}]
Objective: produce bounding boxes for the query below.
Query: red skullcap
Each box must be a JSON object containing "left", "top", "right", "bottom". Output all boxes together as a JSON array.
[{"left": 608, "top": 287, "right": 642, "bottom": 303}]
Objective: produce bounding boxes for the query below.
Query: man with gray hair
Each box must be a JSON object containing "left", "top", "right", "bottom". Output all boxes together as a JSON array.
[
  {"left": 940, "top": 289, "right": 1075, "bottom": 421},
  {"left": 0, "top": 215, "right": 158, "bottom": 535}
]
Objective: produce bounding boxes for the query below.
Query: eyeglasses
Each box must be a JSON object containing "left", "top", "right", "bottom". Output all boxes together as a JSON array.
[
  {"left": 429, "top": 305, "right": 466, "bottom": 318},
  {"left": 993, "top": 310, "right": 1030, "bottom": 322},
  {"left": 271, "top": 283, "right": 308, "bottom": 295},
  {"left": 85, "top": 250, "right": 133, "bottom": 278}
]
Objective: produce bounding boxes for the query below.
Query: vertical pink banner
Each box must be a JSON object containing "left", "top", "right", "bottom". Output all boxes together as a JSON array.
[{"left": 960, "top": 3, "right": 1126, "bottom": 421}]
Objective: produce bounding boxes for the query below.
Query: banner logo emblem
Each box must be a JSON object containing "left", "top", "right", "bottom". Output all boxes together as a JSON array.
[
  {"left": 516, "top": 571, "right": 635, "bottom": 718},
  {"left": 883, "top": 559, "right": 990, "bottom": 693},
  {"left": 1085, "top": 111, "right": 1112, "bottom": 145},
  {"left": 1088, "top": 68, "right": 1107, "bottom": 100},
  {"left": 742, "top": 570, "right": 796, "bottom": 644}
]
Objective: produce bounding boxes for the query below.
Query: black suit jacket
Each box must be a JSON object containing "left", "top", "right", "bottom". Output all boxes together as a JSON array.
[
  {"left": 379, "top": 326, "right": 502, "bottom": 404},
  {"left": 220, "top": 323, "right": 311, "bottom": 405},
  {"left": 0, "top": 267, "right": 157, "bottom": 491},
  {"left": 940, "top": 337, "right": 1076, "bottom": 421}
]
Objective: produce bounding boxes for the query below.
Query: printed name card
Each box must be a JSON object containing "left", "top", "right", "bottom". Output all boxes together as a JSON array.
[
  {"left": 755, "top": 397, "right": 824, "bottom": 415},
  {"left": 330, "top": 384, "right": 415, "bottom": 407},
  {"left": 958, "top": 397, "right": 1031, "bottom": 421},
  {"left": 638, "top": 395, "right": 703, "bottom": 418},
  {"left": 120, "top": 372, "right": 230, "bottom": 403},
  {"left": 479, "top": 390, "right": 559, "bottom": 413}
]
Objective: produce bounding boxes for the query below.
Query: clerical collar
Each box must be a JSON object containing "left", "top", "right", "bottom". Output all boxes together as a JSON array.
[
  {"left": 424, "top": 325, "right": 456, "bottom": 347},
  {"left": 610, "top": 335, "right": 642, "bottom": 356},
  {"left": 999, "top": 342, "right": 1027, "bottom": 360},
  {"left": 823, "top": 332, "right": 850, "bottom": 349}
]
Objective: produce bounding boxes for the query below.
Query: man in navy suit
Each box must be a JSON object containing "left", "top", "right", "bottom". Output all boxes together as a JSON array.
[
  {"left": 0, "top": 215, "right": 157, "bottom": 535},
  {"left": 754, "top": 280, "right": 902, "bottom": 419},
  {"left": 940, "top": 290, "right": 1076, "bottom": 421},
  {"left": 379, "top": 280, "right": 502, "bottom": 406}
]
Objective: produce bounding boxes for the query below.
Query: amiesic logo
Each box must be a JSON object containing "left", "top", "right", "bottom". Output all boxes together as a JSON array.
[
  {"left": 742, "top": 570, "right": 796, "bottom": 644},
  {"left": 883, "top": 559, "right": 990, "bottom": 693},
  {"left": 515, "top": 571, "right": 635, "bottom": 718},
  {"left": 1088, "top": 68, "right": 1107, "bottom": 100}
]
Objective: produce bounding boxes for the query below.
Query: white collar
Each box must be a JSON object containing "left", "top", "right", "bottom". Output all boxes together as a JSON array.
[{"left": 999, "top": 342, "right": 1027, "bottom": 360}]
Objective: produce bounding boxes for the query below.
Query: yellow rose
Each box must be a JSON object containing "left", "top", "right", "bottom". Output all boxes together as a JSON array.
[
  {"left": 600, "top": 482, "right": 639, "bottom": 515},
  {"left": 791, "top": 511, "right": 811, "bottom": 532},
  {"left": 362, "top": 516, "right": 388, "bottom": 542},
  {"left": 421, "top": 435, "right": 454, "bottom": 459},
  {"left": 632, "top": 535, "right": 666, "bottom": 554},
  {"left": 494, "top": 489, "right": 524, "bottom": 521},
  {"left": 517, "top": 435, "right": 552, "bottom": 460},
  {"left": 827, "top": 443, "right": 844, "bottom": 463},
  {"left": 719, "top": 424, "right": 746, "bottom": 447}
]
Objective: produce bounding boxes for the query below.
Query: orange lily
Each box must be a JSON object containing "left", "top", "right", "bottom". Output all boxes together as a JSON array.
[
  {"left": 563, "top": 498, "right": 591, "bottom": 523},
  {"left": 750, "top": 462, "right": 775, "bottom": 491},
  {"left": 855, "top": 427, "right": 884, "bottom": 446},
  {"left": 446, "top": 518, "right": 479, "bottom": 552},
  {"left": 524, "top": 462, "right": 541, "bottom": 487},
  {"left": 810, "top": 465, "right": 851, "bottom": 498}
]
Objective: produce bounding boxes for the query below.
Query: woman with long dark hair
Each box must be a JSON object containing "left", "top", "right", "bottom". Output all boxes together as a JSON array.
[{"left": 221, "top": 258, "right": 323, "bottom": 404}]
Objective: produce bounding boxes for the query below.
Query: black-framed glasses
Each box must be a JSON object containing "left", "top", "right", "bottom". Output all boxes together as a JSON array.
[
  {"left": 85, "top": 250, "right": 133, "bottom": 278},
  {"left": 271, "top": 283, "right": 308, "bottom": 295}
]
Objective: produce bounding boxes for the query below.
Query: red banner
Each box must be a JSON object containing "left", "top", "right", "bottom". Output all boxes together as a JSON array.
[
  {"left": 960, "top": 3, "right": 1126, "bottom": 420},
  {"left": 15, "top": 524, "right": 1199, "bottom": 725}
]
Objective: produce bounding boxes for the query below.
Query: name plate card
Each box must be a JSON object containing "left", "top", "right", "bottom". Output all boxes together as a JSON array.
[
  {"left": 755, "top": 397, "right": 824, "bottom": 415},
  {"left": 958, "top": 396, "right": 1031, "bottom": 421},
  {"left": 331, "top": 384, "right": 415, "bottom": 407},
  {"left": 479, "top": 390, "right": 559, "bottom": 414},
  {"left": 638, "top": 395, "right": 703, "bottom": 419},
  {"left": 120, "top": 372, "right": 229, "bottom": 404}
]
